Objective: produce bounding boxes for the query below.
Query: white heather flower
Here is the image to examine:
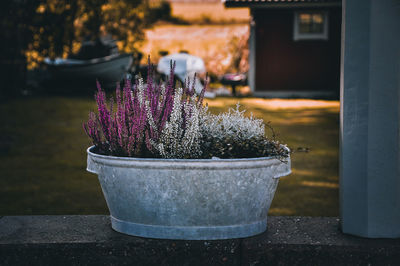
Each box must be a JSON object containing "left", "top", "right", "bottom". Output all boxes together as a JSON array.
[
  {"left": 182, "top": 96, "right": 202, "bottom": 157},
  {"left": 201, "top": 102, "right": 265, "bottom": 142},
  {"left": 137, "top": 77, "right": 145, "bottom": 107},
  {"left": 154, "top": 87, "right": 203, "bottom": 159},
  {"left": 158, "top": 83, "right": 166, "bottom": 111},
  {"left": 145, "top": 100, "right": 158, "bottom": 133}
]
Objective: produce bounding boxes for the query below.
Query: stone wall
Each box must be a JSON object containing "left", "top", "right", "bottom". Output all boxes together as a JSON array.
[{"left": 1, "top": 216, "right": 399, "bottom": 265}]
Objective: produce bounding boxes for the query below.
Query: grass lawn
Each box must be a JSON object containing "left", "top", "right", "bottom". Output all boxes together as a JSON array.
[{"left": 0, "top": 96, "right": 339, "bottom": 216}]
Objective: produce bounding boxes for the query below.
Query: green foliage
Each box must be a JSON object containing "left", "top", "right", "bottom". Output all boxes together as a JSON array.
[
  {"left": 101, "top": 0, "right": 149, "bottom": 53},
  {"left": 28, "top": 0, "right": 149, "bottom": 59},
  {"left": 146, "top": 1, "right": 189, "bottom": 25},
  {"left": 30, "top": 1, "right": 82, "bottom": 59},
  {"left": 3, "top": 0, "right": 164, "bottom": 68},
  {"left": 227, "top": 33, "right": 249, "bottom": 73},
  {"left": 147, "top": 0, "right": 172, "bottom": 22}
]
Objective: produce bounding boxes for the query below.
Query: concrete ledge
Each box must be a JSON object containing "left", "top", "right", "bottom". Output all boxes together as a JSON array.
[{"left": 0, "top": 216, "right": 399, "bottom": 265}]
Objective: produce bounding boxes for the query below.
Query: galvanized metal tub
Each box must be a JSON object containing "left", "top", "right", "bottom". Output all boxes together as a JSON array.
[{"left": 87, "top": 146, "right": 291, "bottom": 240}]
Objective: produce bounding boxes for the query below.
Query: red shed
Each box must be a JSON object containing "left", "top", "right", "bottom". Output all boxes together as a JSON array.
[{"left": 224, "top": 0, "right": 342, "bottom": 98}]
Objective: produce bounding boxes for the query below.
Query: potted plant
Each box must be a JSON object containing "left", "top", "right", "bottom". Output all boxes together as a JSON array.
[{"left": 84, "top": 61, "right": 291, "bottom": 240}]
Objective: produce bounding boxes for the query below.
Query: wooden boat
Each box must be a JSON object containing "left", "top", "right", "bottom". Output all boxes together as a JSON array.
[{"left": 44, "top": 53, "right": 133, "bottom": 89}]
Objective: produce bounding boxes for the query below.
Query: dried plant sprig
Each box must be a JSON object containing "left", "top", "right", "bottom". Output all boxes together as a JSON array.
[
  {"left": 201, "top": 103, "right": 265, "bottom": 141},
  {"left": 200, "top": 103, "right": 288, "bottom": 159}
]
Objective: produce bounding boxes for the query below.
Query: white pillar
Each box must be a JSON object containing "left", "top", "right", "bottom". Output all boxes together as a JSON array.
[
  {"left": 340, "top": 0, "right": 400, "bottom": 238},
  {"left": 249, "top": 9, "right": 256, "bottom": 94}
]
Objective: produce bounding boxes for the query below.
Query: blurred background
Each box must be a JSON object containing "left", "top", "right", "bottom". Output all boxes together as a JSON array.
[
  {"left": 1, "top": 0, "right": 251, "bottom": 96},
  {"left": 0, "top": 0, "right": 339, "bottom": 217}
]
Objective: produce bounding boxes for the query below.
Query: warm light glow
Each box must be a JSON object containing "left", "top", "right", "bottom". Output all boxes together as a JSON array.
[
  {"left": 301, "top": 181, "right": 339, "bottom": 189},
  {"left": 205, "top": 98, "right": 340, "bottom": 111},
  {"left": 269, "top": 208, "right": 295, "bottom": 215},
  {"left": 36, "top": 4, "right": 45, "bottom": 14},
  {"left": 101, "top": 4, "right": 112, "bottom": 11},
  {"left": 242, "top": 99, "right": 339, "bottom": 110},
  {"left": 312, "top": 14, "right": 323, "bottom": 24},
  {"left": 298, "top": 12, "right": 325, "bottom": 34},
  {"left": 142, "top": 24, "right": 249, "bottom": 75},
  {"left": 299, "top": 13, "right": 311, "bottom": 23}
]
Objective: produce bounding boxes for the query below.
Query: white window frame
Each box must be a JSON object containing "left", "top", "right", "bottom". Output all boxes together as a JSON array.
[{"left": 293, "top": 11, "right": 329, "bottom": 41}]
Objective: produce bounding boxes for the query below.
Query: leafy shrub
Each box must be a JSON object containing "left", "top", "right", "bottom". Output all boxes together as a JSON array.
[
  {"left": 152, "top": 0, "right": 172, "bottom": 21},
  {"left": 84, "top": 60, "right": 288, "bottom": 159}
]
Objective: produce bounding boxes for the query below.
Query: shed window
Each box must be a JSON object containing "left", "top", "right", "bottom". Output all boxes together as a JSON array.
[{"left": 293, "top": 11, "right": 329, "bottom": 41}]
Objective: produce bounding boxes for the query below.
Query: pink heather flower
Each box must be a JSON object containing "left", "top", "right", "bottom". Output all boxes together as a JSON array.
[{"left": 84, "top": 58, "right": 207, "bottom": 158}]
